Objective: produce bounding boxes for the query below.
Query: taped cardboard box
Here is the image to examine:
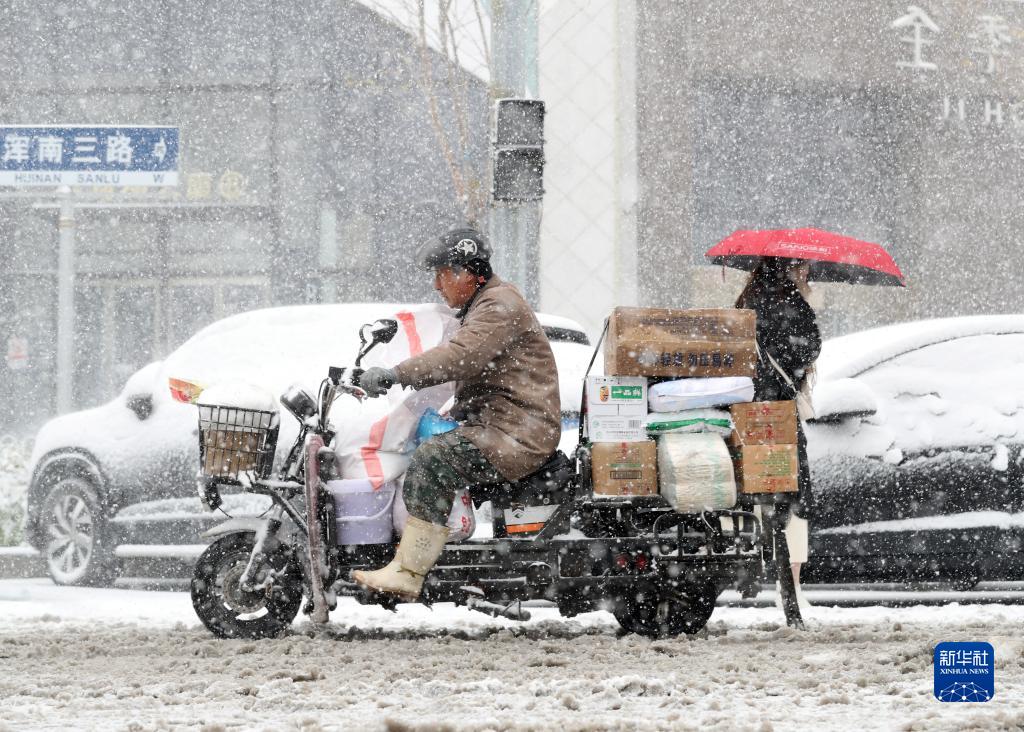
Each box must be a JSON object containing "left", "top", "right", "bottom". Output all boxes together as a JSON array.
[
  {"left": 591, "top": 440, "right": 658, "bottom": 497},
  {"left": 586, "top": 375, "right": 647, "bottom": 442},
  {"left": 731, "top": 444, "right": 799, "bottom": 494},
  {"left": 727, "top": 401, "right": 798, "bottom": 446},
  {"left": 604, "top": 307, "right": 757, "bottom": 378}
]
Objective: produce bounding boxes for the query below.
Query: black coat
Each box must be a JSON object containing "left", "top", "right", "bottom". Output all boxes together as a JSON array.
[
  {"left": 740, "top": 276, "right": 821, "bottom": 520},
  {"left": 742, "top": 278, "right": 821, "bottom": 402}
]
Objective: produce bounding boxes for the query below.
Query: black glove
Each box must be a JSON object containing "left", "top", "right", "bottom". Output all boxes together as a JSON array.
[{"left": 360, "top": 367, "right": 397, "bottom": 397}]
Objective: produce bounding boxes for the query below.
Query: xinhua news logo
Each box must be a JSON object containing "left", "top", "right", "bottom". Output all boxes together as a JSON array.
[{"left": 934, "top": 642, "right": 995, "bottom": 702}]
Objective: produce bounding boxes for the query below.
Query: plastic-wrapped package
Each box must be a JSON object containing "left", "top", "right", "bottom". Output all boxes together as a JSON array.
[
  {"left": 657, "top": 432, "right": 737, "bottom": 512},
  {"left": 645, "top": 408, "right": 733, "bottom": 435},
  {"left": 648, "top": 376, "right": 754, "bottom": 412}
]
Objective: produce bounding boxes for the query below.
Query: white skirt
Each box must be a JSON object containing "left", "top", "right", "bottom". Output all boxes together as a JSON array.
[{"left": 783, "top": 512, "right": 809, "bottom": 564}]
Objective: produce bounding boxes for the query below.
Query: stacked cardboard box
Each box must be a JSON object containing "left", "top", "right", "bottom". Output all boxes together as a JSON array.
[
  {"left": 590, "top": 440, "right": 659, "bottom": 497},
  {"left": 585, "top": 375, "right": 657, "bottom": 496},
  {"left": 587, "top": 307, "right": 758, "bottom": 498},
  {"left": 585, "top": 375, "right": 647, "bottom": 443},
  {"left": 604, "top": 307, "right": 757, "bottom": 379},
  {"left": 727, "top": 401, "right": 800, "bottom": 494}
]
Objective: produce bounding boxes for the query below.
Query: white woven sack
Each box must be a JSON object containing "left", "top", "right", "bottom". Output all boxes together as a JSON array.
[
  {"left": 657, "top": 432, "right": 737, "bottom": 512},
  {"left": 332, "top": 304, "right": 457, "bottom": 485},
  {"left": 648, "top": 376, "right": 754, "bottom": 413}
]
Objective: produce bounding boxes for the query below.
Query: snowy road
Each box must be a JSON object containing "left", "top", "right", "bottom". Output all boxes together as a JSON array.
[{"left": 1, "top": 580, "right": 1022, "bottom": 731}]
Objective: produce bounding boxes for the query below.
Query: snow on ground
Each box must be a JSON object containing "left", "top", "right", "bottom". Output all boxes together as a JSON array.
[{"left": 1, "top": 579, "right": 1022, "bottom": 731}]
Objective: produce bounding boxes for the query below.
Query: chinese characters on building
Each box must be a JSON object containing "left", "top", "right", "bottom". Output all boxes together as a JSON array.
[
  {"left": 891, "top": 5, "right": 1014, "bottom": 76},
  {"left": 81, "top": 170, "right": 249, "bottom": 203},
  {"left": 890, "top": 6, "right": 1024, "bottom": 129}
]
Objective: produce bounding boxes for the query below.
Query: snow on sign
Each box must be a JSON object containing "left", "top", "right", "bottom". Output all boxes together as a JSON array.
[{"left": 0, "top": 125, "right": 179, "bottom": 187}]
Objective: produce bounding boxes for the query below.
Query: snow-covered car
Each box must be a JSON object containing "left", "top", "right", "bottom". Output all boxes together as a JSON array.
[
  {"left": 805, "top": 314, "right": 1024, "bottom": 587},
  {"left": 27, "top": 303, "right": 594, "bottom": 586}
]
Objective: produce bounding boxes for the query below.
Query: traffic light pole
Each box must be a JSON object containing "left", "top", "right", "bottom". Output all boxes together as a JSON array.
[
  {"left": 56, "top": 186, "right": 76, "bottom": 414},
  {"left": 489, "top": 0, "right": 540, "bottom": 306}
]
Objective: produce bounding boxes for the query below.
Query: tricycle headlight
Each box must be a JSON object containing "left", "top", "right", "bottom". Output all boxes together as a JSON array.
[{"left": 280, "top": 385, "right": 317, "bottom": 421}]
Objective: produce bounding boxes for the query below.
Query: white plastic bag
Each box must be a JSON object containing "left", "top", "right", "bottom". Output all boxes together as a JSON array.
[
  {"left": 645, "top": 408, "right": 733, "bottom": 435},
  {"left": 392, "top": 478, "right": 476, "bottom": 542},
  {"left": 657, "top": 432, "right": 737, "bottom": 512},
  {"left": 648, "top": 376, "right": 754, "bottom": 413}
]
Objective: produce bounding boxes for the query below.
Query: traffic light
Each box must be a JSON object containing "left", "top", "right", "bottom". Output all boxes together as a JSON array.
[{"left": 492, "top": 98, "right": 545, "bottom": 202}]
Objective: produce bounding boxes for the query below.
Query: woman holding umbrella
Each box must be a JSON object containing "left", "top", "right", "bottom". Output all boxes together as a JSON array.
[
  {"left": 735, "top": 257, "right": 820, "bottom": 610},
  {"left": 709, "top": 227, "right": 906, "bottom": 625}
]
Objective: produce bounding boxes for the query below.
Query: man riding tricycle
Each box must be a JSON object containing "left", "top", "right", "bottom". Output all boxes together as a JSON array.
[{"left": 187, "top": 227, "right": 801, "bottom": 640}]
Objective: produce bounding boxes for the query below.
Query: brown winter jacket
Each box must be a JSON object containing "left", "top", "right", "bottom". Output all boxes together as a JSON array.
[{"left": 393, "top": 275, "right": 561, "bottom": 481}]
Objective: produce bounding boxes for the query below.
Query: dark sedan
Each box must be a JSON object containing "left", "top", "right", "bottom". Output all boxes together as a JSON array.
[{"left": 805, "top": 315, "right": 1024, "bottom": 588}]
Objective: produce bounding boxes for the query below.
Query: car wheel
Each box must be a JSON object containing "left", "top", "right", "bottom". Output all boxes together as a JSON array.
[{"left": 40, "top": 476, "right": 118, "bottom": 586}]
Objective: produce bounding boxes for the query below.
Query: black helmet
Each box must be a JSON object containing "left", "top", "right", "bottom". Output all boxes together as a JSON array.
[{"left": 417, "top": 227, "right": 492, "bottom": 276}]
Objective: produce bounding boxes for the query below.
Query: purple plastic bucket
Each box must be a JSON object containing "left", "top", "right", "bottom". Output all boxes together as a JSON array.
[{"left": 325, "top": 479, "right": 396, "bottom": 545}]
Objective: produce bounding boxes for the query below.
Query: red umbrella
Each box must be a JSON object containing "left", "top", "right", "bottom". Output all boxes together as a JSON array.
[{"left": 705, "top": 227, "right": 906, "bottom": 287}]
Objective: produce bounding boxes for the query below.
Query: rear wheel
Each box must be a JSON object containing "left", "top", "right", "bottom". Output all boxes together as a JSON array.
[
  {"left": 40, "top": 476, "right": 118, "bottom": 586},
  {"left": 613, "top": 579, "right": 718, "bottom": 638},
  {"left": 191, "top": 533, "right": 303, "bottom": 639}
]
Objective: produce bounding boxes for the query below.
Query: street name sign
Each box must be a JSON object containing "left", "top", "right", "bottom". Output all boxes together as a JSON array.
[{"left": 0, "top": 125, "right": 179, "bottom": 187}]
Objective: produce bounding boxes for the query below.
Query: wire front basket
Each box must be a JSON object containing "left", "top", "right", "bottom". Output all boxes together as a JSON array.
[{"left": 197, "top": 404, "right": 279, "bottom": 480}]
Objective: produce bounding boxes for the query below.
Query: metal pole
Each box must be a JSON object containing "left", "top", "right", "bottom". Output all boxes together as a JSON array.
[
  {"left": 489, "top": 0, "right": 540, "bottom": 305},
  {"left": 319, "top": 204, "right": 338, "bottom": 304},
  {"left": 56, "top": 186, "right": 76, "bottom": 414},
  {"left": 615, "top": 0, "right": 640, "bottom": 307}
]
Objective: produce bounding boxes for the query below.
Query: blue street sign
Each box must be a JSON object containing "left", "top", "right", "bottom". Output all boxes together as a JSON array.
[{"left": 0, "top": 125, "right": 179, "bottom": 187}]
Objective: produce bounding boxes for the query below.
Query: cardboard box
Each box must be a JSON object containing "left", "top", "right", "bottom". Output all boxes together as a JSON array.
[
  {"left": 728, "top": 401, "right": 798, "bottom": 446},
  {"left": 202, "top": 428, "right": 261, "bottom": 476},
  {"left": 731, "top": 444, "right": 799, "bottom": 494},
  {"left": 604, "top": 307, "right": 757, "bottom": 378},
  {"left": 591, "top": 440, "right": 658, "bottom": 497},
  {"left": 586, "top": 375, "right": 647, "bottom": 442}
]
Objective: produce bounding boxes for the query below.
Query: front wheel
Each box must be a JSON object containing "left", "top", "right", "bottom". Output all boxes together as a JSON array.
[
  {"left": 191, "top": 533, "right": 303, "bottom": 639},
  {"left": 613, "top": 579, "right": 718, "bottom": 638},
  {"left": 40, "top": 476, "right": 117, "bottom": 586}
]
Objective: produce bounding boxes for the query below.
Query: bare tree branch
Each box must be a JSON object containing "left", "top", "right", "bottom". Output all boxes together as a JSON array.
[
  {"left": 443, "top": 4, "right": 487, "bottom": 222},
  {"left": 472, "top": 0, "right": 491, "bottom": 69},
  {"left": 416, "top": 0, "right": 470, "bottom": 215}
]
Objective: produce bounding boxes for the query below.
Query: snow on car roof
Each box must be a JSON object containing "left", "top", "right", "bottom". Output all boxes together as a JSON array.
[
  {"left": 172, "top": 302, "right": 587, "bottom": 347},
  {"left": 817, "top": 313, "right": 1024, "bottom": 380},
  {"left": 161, "top": 302, "right": 591, "bottom": 414}
]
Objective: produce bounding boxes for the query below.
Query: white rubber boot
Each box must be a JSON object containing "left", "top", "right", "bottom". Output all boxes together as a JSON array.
[{"left": 351, "top": 516, "right": 449, "bottom": 601}]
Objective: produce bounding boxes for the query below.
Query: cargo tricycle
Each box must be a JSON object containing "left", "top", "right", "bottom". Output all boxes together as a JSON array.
[{"left": 189, "top": 317, "right": 803, "bottom": 639}]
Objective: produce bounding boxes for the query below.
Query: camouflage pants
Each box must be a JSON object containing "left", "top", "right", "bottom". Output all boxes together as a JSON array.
[{"left": 403, "top": 431, "right": 504, "bottom": 525}]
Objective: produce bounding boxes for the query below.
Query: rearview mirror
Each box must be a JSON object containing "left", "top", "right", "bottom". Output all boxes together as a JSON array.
[
  {"left": 809, "top": 378, "right": 877, "bottom": 423},
  {"left": 360, "top": 319, "right": 398, "bottom": 346},
  {"left": 126, "top": 393, "right": 153, "bottom": 421}
]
